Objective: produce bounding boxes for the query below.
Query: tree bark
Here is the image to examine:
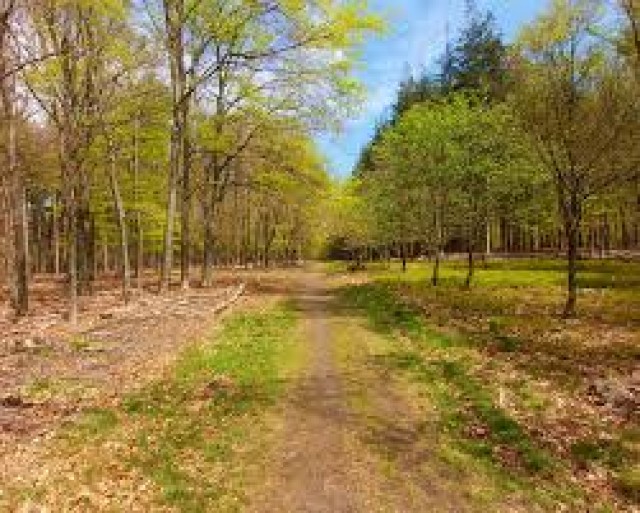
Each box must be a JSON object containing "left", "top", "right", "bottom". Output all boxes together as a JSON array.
[
  {"left": 53, "top": 195, "right": 61, "bottom": 275},
  {"left": 561, "top": 185, "right": 582, "bottom": 318},
  {"left": 180, "top": 98, "right": 191, "bottom": 289},
  {"left": 161, "top": 0, "right": 187, "bottom": 293},
  {"left": 1, "top": 5, "right": 28, "bottom": 317},
  {"left": 431, "top": 250, "right": 440, "bottom": 286},
  {"left": 108, "top": 141, "right": 131, "bottom": 304},
  {"left": 7, "top": 91, "right": 28, "bottom": 316},
  {"left": 133, "top": 115, "right": 144, "bottom": 292},
  {"left": 564, "top": 219, "right": 579, "bottom": 318},
  {"left": 465, "top": 243, "right": 474, "bottom": 289},
  {"left": 202, "top": 199, "right": 215, "bottom": 287}
]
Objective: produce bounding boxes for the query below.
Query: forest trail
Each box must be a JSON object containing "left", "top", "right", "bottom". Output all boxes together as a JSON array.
[
  {"left": 1, "top": 269, "right": 573, "bottom": 512},
  {"left": 249, "top": 272, "right": 475, "bottom": 513}
]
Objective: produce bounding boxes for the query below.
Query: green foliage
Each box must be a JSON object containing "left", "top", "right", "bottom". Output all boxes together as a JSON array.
[{"left": 336, "top": 93, "right": 542, "bottom": 255}]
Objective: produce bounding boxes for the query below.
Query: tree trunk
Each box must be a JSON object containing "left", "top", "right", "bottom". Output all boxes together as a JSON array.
[
  {"left": 431, "top": 251, "right": 440, "bottom": 286},
  {"left": 1, "top": 40, "right": 28, "bottom": 316},
  {"left": 202, "top": 199, "right": 215, "bottom": 287},
  {"left": 161, "top": 137, "right": 178, "bottom": 292},
  {"left": 564, "top": 219, "right": 579, "bottom": 318},
  {"left": 53, "top": 195, "right": 61, "bottom": 275},
  {"left": 102, "top": 236, "right": 108, "bottom": 274},
  {"left": 67, "top": 185, "right": 79, "bottom": 324},
  {"left": 161, "top": 0, "right": 187, "bottom": 293},
  {"left": 464, "top": 244, "right": 474, "bottom": 289},
  {"left": 133, "top": 115, "right": 144, "bottom": 292},
  {"left": 561, "top": 183, "right": 583, "bottom": 318},
  {"left": 108, "top": 142, "right": 131, "bottom": 304},
  {"left": 485, "top": 220, "right": 491, "bottom": 256},
  {"left": 180, "top": 99, "right": 191, "bottom": 290},
  {"left": 8, "top": 106, "right": 28, "bottom": 316},
  {"left": 431, "top": 244, "right": 441, "bottom": 286}
]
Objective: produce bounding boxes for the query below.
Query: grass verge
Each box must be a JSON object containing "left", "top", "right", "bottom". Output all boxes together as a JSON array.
[
  {"left": 1, "top": 302, "right": 301, "bottom": 512},
  {"left": 336, "top": 282, "right": 605, "bottom": 511}
]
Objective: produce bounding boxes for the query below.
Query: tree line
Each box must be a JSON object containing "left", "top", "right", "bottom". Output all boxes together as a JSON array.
[
  {"left": 331, "top": 0, "right": 640, "bottom": 317},
  {"left": 0, "top": 0, "right": 380, "bottom": 321}
]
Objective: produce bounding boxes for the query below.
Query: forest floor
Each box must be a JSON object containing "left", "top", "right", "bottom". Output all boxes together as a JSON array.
[
  {"left": 0, "top": 272, "right": 246, "bottom": 443},
  {"left": 1, "top": 261, "right": 639, "bottom": 512}
]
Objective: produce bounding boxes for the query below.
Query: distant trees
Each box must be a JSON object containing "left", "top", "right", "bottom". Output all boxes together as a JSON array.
[
  {"left": 334, "top": 0, "right": 640, "bottom": 317},
  {"left": 366, "top": 96, "right": 532, "bottom": 287}
]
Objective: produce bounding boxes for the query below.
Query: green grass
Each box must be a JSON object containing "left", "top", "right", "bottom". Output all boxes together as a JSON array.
[
  {"left": 120, "top": 304, "right": 300, "bottom": 512},
  {"left": 331, "top": 257, "right": 640, "bottom": 291},
  {"left": 332, "top": 256, "right": 640, "bottom": 509},
  {"left": 341, "top": 259, "right": 639, "bottom": 382},
  {"left": 337, "top": 282, "right": 587, "bottom": 508},
  {"left": 28, "top": 302, "right": 302, "bottom": 513}
]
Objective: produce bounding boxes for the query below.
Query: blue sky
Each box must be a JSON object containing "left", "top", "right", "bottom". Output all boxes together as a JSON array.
[{"left": 317, "top": 0, "right": 550, "bottom": 177}]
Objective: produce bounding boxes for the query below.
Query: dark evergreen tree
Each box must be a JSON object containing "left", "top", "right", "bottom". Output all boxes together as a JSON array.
[{"left": 447, "top": 1, "right": 507, "bottom": 101}]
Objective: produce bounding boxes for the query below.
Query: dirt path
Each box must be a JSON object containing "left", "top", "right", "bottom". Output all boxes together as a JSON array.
[
  {"left": 250, "top": 273, "right": 477, "bottom": 513},
  {"left": 250, "top": 276, "right": 363, "bottom": 512}
]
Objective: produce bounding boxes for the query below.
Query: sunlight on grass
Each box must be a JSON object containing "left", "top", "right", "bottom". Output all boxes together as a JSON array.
[
  {"left": 120, "top": 304, "right": 300, "bottom": 512},
  {"left": 3, "top": 303, "right": 302, "bottom": 513},
  {"left": 331, "top": 254, "right": 640, "bottom": 510},
  {"left": 336, "top": 282, "right": 606, "bottom": 510}
]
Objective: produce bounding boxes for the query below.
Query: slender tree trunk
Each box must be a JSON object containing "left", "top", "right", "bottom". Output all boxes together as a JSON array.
[
  {"left": 161, "top": 0, "right": 186, "bottom": 293},
  {"left": 133, "top": 115, "right": 144, "bottom": 292},
  {"left": 161, "top": 135, "right": 178, "bottom": 292},
  {"left": 202, "top": 199, "right": 215, "bottom": 287},
  {"left": 244, "top": 186, "right": 251, "bottom": 269},
  {"left": 1, "top": 33, "right": 28, "bottom": 316},
  {"left": 431, "top": 248, "right": 441, "bottom": 286},
  {"left": 564, "top": 219, "right": 579, "bottom": 317},
  {"left": 102, "top": 235, "right": 108, "bottom": 274},
  {"left": 465, "top": 243, "right": 474, "bottom": 289},
  {"left": 108, "top": 142, "right": 130, "bottom": 304},
  {"left": 485, "top": 220, "right": 491, "bottom": 256},
  {"left": 53, "top": 195, "right": 61, "bottom": 275},
  {"left": 180, "top": 100, "right": 191, "bottom": 289},
  {"left": 8, "top": 111, "right": 28, "bottom": 316},
  {"left": 67, "top": 185, "right": 79, "bottom": 324}
]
